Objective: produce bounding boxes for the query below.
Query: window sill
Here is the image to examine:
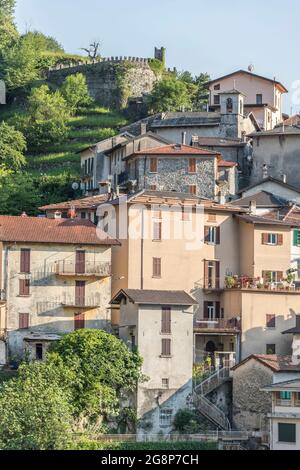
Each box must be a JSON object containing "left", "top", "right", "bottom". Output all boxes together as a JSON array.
[
  {"left": 160, "top": 332, "right": 172, "bottom": 336},
  {"left": 160, "top": 355, "right": 173, "bottom": 359},
  {"left": 152, "top": 276, "right": 162, "bottom": 279},
  {"left": 17, "top": 295, "right": 32, "bottom": 298},
  {"left": 152, "top": 239, "right": 162, "bottom": 243}
]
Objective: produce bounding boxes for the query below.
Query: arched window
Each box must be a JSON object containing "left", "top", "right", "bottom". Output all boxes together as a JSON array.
[{"left": 226, "top": 98, "right": 233, "bottom": 113}]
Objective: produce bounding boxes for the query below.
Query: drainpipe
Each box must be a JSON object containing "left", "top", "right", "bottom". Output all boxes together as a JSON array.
[{"left": 140, "top": 207, "right": 144, "bottom": 290}]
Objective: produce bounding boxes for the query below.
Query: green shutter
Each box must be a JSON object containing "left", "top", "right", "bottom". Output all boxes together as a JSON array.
[{"left": 294, "top": 230, "right": 299, "bottom": 246}]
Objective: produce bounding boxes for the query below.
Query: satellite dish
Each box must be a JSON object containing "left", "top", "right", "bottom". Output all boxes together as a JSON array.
[
  {"left": 248, "top": 64, "right": 254, "bottom": 73},
  {"left": 72, "top": 182, "right": 79, "bottom": 191}
]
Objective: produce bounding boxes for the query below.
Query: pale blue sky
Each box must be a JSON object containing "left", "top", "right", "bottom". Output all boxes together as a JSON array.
[{"left": 15, "top": 0, "right": 300, "bottom": 113}]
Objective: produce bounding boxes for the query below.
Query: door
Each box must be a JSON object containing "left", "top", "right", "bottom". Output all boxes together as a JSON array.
[
  {"left": 76, "top": 251, "right": 86, "bottom": 274},
  {"left": 74, "top": 313, "right": 85, "bottom": 330},
  {"left": 75, "top": 281, "right": 85, "bottom": 306}
]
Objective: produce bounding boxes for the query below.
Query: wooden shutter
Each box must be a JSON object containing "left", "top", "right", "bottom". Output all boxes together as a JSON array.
[
  {"left": 74, "top": 313, "right": 85, "bottom": 330},
  {"left": 162, "top": 338, "right": 171, "bottom": 357},
  {"left": 76, "top": 250, "right": 86, "bottom": 274},
  {"left": 216, "top": 227, "right": 221, "bottom": 245},
  {"left": 189, "top": 158, "right": 196, "bottom": 173},
  {"left": 20, "top": 249, "right": 31, "bottom": 273},
  {"left": 153, "top": 222, "right": 162, "bottom": 241},
  {"left": 19, "top": 279, "right": 30, "bottom": 296},
  {"left": 277, "top": 234, "right": 283, "bottom": 246},
  {"left": 204, "top": 226, "right": 210, "bottom": 243},
  {"left": 150, "top": 158, "right": 157, "bottom": 173},
  {"left": 150, "top": 185, "right": 157, "bottom": 191},
  {"left": 153, "top": 258, "right": 161, "bottom": 277},
  {"left": 189, "top": 185, "right": 197, "bottom": 195},
  {"left": 204, "top": 261, "right": 209, "bottom": 288},
  {"left": 294, "top": 230, "right": 299, "bottom": 247},
  {"left": 19, "top": 313, "right": 29, "bottom": 329},
  {"left": 203, "top": 301, "right": 209, "bottom": 319},
  {"left": 162, "top": 307, "right": 171, "bottom": 334},
  {"left": 75, "top": 281, "right": 86, "bottom": 306},
  {"left": 215, "top": 261, "right": 220, "bottom": 289},
  {"left": 261, "top": 233, "right": 268, "bottom": 245},
  {"left": 215, "top": 302, "right": 221, "bottom": 319}
]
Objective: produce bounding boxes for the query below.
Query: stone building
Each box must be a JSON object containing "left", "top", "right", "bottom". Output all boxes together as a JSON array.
[
  {"left": 206, "top": 69, "right": 288, "bottom": 130},
  {"left": 111, "top": 289, "right": 195, "bottom": 435},
  {"left": 0, "top": 215, "right": 119, "bottom": 363}
]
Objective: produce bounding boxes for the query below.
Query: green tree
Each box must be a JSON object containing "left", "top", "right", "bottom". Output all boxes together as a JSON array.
[
  {"left": 147, "top": 77, "right": 192, "bottom": 113},
  {"left": 0, "top": 171, "right": 41, "bottom": 215},
  {"left": 61, "top": 73, "right": 92, "bottom": 114},
  {"left": 193, "top": 72, "right": 210, "bottom": 110},
  {"left": 0, "top": 121, "right": 26, "bottom": 170},
  {"left": 0, "top": 359, "right": 74, "bottom": 450},
  {"left": 49, "top": 330, "right": 144, "bottom": 425},
  {"left": 18, "top": 85, "right": 70, "bottom": 150},
  {"left": 21, "top": 30, "right": 64, "bottom": 53},
  {"left": 0, "top": 0, "right": 18, "bottom": 52}
]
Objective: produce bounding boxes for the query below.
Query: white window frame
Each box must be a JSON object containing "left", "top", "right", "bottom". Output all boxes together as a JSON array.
[
  {"left": 208, "top": 227, "right": 217, "bottom": 244},
  {"left": 159, "top": 409, "right": 173, "bottom": 428},
  {"left": 267, "top": 233, "right": 278, "bottom": 245}
]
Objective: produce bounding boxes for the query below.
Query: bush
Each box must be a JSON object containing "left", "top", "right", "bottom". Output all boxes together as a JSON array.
[
  {"left": 68, "top": 439, "right": 217, "bottom": 451},
  {"left": 61, "top": 73, "right": 92, "bottom": 114}
]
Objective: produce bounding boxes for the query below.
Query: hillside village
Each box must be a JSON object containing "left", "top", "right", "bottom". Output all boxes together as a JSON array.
[{"left": 2, "top": 2, "right": 300, "bottom": 453}]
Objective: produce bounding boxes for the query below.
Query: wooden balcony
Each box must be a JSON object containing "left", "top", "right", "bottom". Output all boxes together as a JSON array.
[{"left": 55, "top": 261, "right": 111, "bottom": 278}]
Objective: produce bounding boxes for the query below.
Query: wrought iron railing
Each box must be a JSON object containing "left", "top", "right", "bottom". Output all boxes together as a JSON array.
[{"left": 55, "top": 261, "right": 111, "bottom": 277}]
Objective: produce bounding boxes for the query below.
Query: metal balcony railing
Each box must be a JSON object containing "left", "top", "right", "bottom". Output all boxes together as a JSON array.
[
  {"left": 55, "top": 261, "right": 111, "bottom": 277},
  {"left": 80, "top": 166, "right": 94, "bottom": 178},
  {"left": 203, "top": 278, "right": 221, "bottom": 290},
  {"left": 195, "top": 318, "right": 241, "bottom": 332},
  {"left": 61, "top": 294, "right": 101, "bottom": 309}
]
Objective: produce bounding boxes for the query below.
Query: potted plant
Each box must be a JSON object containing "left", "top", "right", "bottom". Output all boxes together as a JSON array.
[{"left": 225, "top": 276, "right": 236, "bottom": 289}]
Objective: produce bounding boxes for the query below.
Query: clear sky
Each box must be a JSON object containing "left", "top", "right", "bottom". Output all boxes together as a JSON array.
[{"left": 15, "top": 0, "right": 300, "bottom": 113}]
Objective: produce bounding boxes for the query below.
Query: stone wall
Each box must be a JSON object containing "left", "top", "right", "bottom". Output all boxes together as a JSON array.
[
  {"left": 232, "top": 358, "right": 273, "bottom": 431},
  {"left": 47, "top": 58, "right": 162, "bottom": 109}
]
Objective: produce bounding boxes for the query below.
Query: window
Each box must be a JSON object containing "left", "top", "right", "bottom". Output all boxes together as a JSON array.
[
  {"left": 74, "top": 313, "right": 85, "bottom": 330},
  {"left": 262, "top": 271, "right": 283, "bottom": 284},
  {"left": 280, "top": 391, "right": 292, "bottom": 401},
  {"left": 81, "top": 212, "right": 86, "bottom": 219},
  {"left": 256, "top": 94, "right": 263, "bottom": 105},
  {"left": 204, "top": 260, "right": 220, "bottom": 289},
  {"left": 36, "top": 344, "right": 43, "bottom": 361},
  {"left": 214, "top": 95, "right": 220, "bottom": 105},
  {"left": 150, "top": 158, "right": 157, "bottom": 173},
  {"left": 161, "top": 338, "right": 171, "bottom": 357},
  {"left": 19, "top": 279, "right": 30, "bottom": 296},
  {"left": 266, "top": 314, "right": 276, "bottom": 329},
  {"left": 278, "top": 423, "right": 296, "bottom": 443},
  {"left": 161, "top": 307, "right": 171, "bottom": 334},
  {"left": 189, "top": 158, "right": 196, "bottom": 173},
  {"left": 150, "top": 185, "right": 157, "bottom": 191},
  {"left": 75, "top": 281, "right": 86, "bottom": 306},
  {"left": 226, "top": 98, "right": 233, "bottom": 113},
  {"left": 205, "top": 226, "right": 220, "bottom": 245},
  {"left": 20, "top": 249, "right": 31, "bottom": 274},
  {"left": 203, "top": 301, "right": 221, "bottom": 320},
  {"left": 153, "top": 258, "right": 161, "bottom": 278},
  {"left": 189, "top": 185, "right": 197, "bottom": 195},
  {"left": 293, "top": 229, "right": 300, "bottom": 247},
  {"left": 262, "top": 233, "right": 283, "bottom": 246},
  {"left": 162, "top": 378, "right": 169, "bottom": 389},
  {"left": 266, "top": 344, "right": 276, "bottom": 355},
  {"left": 153, "top": 221, "right": 162, "bottom": 241},
  {"left": 160, "top": 409, "right": 173, "bottom": 427},
  {"left": 19, "top": 313, "right": 29, "bottom": 330}
]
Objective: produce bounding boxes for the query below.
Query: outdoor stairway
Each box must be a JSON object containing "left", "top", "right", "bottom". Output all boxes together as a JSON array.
[{"left": 193, "top": 367, "right": 232, "bottom": 431}]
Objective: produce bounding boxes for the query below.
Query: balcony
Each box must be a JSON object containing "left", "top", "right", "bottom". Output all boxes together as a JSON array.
[
  {"left": 80, "top": 166, "right": 94, "bottom": 179},
  {"left": 225, "top": 275, "right": 300, "bottom": 293},
  {"left": 61, "top": 294, "right": 101, "bottom": 309},
  {"left": 195, "top": 318, "right": 241, "bottom": 333},
  {"left": 117, "top": 171, "right": 129, "bottom": 185},
  {"left": 203, "top": 278, "right": 222, "bottom": 292},
  {"left": 55, "top": 261, "right": 111, "bottom": 278}
]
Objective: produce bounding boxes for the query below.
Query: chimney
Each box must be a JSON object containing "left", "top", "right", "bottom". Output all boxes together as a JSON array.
[
  {"left": 67, "top": 207, "right": 76, "bottom": 219},
  {"left": 21, "top": 212, "right": 28, "bottom": 217},
  {"left": 249, "top": 200, "right": 257, "bottom": 215},
  {"left": 181, "top": 132, "right": 187, "bottom": 145},
  {"left": 140, "top": 122, "right": 147, "bottom": 135},
  {"left": 219, "top": 193, "right": 226, "bottom": 205},
  {"left": 282, "top": 174, "right": 287, "bottom": 184}
]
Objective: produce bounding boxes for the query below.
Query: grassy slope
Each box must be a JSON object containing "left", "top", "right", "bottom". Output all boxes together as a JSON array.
[{"left": 0, "top": 104, "right": 128, "bottom": 181}]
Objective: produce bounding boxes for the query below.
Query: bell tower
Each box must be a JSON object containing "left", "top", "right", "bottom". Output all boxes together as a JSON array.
[{"left": 219, "top": 89, "right": 245, "bottom": 139}]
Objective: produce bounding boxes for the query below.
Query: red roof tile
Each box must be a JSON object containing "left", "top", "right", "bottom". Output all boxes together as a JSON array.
[
  {"left": 132, "top": 144, "right": 219, "bottom": 156},
  {"left": 218, "top": 160, "right": 237, "bottom": 167},
  {"left": 232, "top": 354, "right": 300, "bottom": 372},
  {"left": 0, "top": 216, "right": 120, "bottom": 246},
  {"left": 39, "top": 194, "right": 112, "bottom": 212}
]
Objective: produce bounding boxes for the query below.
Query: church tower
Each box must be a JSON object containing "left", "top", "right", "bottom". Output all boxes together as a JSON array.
[{"left": 219, "top": 89, "right": 245, "bottom": 139}]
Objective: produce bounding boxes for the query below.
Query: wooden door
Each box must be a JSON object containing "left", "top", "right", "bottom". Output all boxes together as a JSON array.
[
  {"left": 76, "top": 251, "right": 86, "bottom": 274},
  {"left": 75, "top": 281, "right": 85, "bottom": 306}
]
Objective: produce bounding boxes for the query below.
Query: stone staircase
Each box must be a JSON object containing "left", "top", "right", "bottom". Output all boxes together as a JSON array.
[{"left": 193, "top": 367, "right": 232, "bottom": 430}]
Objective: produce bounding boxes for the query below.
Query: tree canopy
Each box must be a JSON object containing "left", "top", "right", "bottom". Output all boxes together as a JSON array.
[
  {"left": 61, "top": 73, "right": 92, "bottom": 114},
  {"left": 0, "top": 121, "right": 26, "bottom": 170},
  {"left": 147, "top": 76, "right": 192, "bottom": 113}
]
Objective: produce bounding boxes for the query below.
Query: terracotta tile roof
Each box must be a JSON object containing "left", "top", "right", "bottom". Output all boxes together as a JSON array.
[
  {"left": 205, "top": 69, "right": 288, "bottom": 93},
  {"left": 281, "top": 115, "right": 300, "bottom": 127},
  {"left": 0, "top": 215, "right": 120, "bottom": 246},
  {"left": 132, "top": 144, "right": 219, "bottom": 156},
  {"left": 235, "top": 213, "right": 297, "bottom": 227},
  {"left": 218, "top": 160, "right": 237, "bottom": 168},
  {"left": 232, "top": 354, "right": 300, "bottom": 372},
  {"left": 111, "top": 289, "right": 197, "bottom": 306},
  {"left": 231, "top": 191, "right": 287, "bottom": 208},
  {"left": 39, "top": 194, "right": 112, "bottom": 212}
]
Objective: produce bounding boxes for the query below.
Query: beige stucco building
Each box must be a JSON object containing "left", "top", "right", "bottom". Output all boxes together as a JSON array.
[
  {"left": 0, "top": 215, "right": 119, "bottom": 363},
  {"left": 111, "top": 289, "right": 195, "bottom": 434}
]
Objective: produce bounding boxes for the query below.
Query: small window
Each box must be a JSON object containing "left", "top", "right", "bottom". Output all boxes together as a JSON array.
[
  {"left": 35, "top": 343, "right": 43, "bottom": 361},
  {"left": 20, "top": 249, "right": 31, "bottom": 274},
  {"left": 256, "top": 94, "right": 263, "bottom": 105},
  {"left": 278, "top": 423, "right": 296, "bottom": 443},
  {"left": 153, "top": 258, "right": 162, "bottom": 278},
  {"left": 189, "top": 185, "right": 197, "bottom": 195},
  {"left": 226, "top": 98, "right": 233, "bottom": 113},
  {"left": 214, "top": 95, "right": 220, "bottom": 105},
  {"left": 150, "top": 185, "right": 157, "bottom": 191},
  {"left": 189, "top": 158, "right": 196, "bottom": 174},
  {"left": 81, "top": 212, "right": 86, "bottom": 219},
  {"left": 160, "top": 409, "right": 173, "bottom": 427},
  {"left": 266, "top": 315, "right": 276, "bottom": 329},
  {"left": 161, "top": 338, "right": 171, "bottom": 357},
  {"left": 19, "top": 313, "right": 29, "bottom": 330},
  {"left": 214, "top": 84, "right": 220, "bottom": 91},
  {"left": 267, "top": 233, "right": 279, "bottom": 245},
  {"left": 153, "top": 221, "right": 162, "bottom": 241},
  {"left": 162, "top": 378, "right": 169, "bottom": 389},
  {"left": 266, "top": 344, "right": 276, "bottom": 355},
  {"left": 205, "top": 226, "right": 220, "bottom": 245},
  {"left": 150, "top": 158, "right": 158, "bottom": 173},
  {"left": 161, "top": 307, "right": 171, "bottom": 334},
  {"left": 19, "top": 279, "right": 30, "bottom": 296},
  {"left": 280, "top": 391, "right": 292, "bottom": 401}
]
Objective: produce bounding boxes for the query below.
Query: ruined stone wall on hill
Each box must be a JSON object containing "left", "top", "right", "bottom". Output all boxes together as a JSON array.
[{"left": 46, "top": 57, "right": 172, "bottom": 109}]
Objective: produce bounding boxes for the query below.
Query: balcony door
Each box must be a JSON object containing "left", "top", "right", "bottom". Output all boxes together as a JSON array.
[
  {"left": 76, "top": 250, "right": 86, "bottom": 274},
  {"left": 204, "top": 260, "right": 220, "bottom": 289},
  {"left": 75, "top": 281, "right": 86, "bottom": 306}
]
